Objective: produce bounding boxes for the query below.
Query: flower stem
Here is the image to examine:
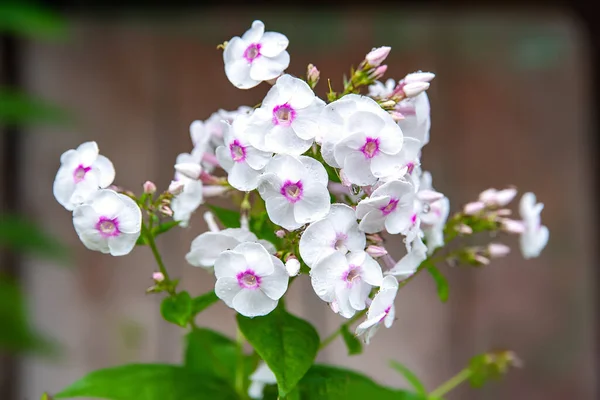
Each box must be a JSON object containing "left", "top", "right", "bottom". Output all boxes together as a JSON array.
[
  {"left": 142, "top": 223, "right": 174, "bottom": 295},
  {"left": 235, "top": 327, "right": 247, "bottom": 399},
  {"left": 429, "top": 368, "right": 472, "bottom": 399},
  {"left": 319, "top": 310, "right": 366, "bottom": 350}
]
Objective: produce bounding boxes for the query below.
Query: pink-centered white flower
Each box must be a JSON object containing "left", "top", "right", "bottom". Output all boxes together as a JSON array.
[
  {"left": 246, "top": 74, "right": 325, "bottom": 155},
  {"left": 519, "top": 192, "right": 549, "bottom": 259},
  {"left": 310, "top": 251, "right": 383, "bottom": 318},
  {"left": 223, "top": 20, "right": 290, "bottom": 89},
  {"left": 299, "top": 204, "right": 366, "bottom": 268},
  {"left": 53, "top": 141, "right": 115, "bottom": 211},
  {"left": 355, "top": 275, "right": 398, "bottom": 344},
  {"left": 356, "top": 179, "right": 415, "bottom": 234},
  {"left": 216, "top": 115, "right": 272, "bottom": 191},
  {"left": 214, "top": 242, "right": 289, "bottom": 317},
  {"left": 186, "top": 228, "right": 276, "bottom": 271},
  {"left": 72, "top": 189, "right": 141, "bottom": 256},
  {"left": 257, "top": 154, "right": 330, "bottom": 231}
]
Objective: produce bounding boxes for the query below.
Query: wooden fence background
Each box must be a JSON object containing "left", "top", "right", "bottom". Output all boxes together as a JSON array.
[{"left": 11, "top": 8, "right": 596, "bottom": 399}]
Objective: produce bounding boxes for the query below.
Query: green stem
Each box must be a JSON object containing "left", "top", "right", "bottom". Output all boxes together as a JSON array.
[
  {"left": 235, "top": 327, "right": 247, "bottom": 399},
  {"left": 319, "top": 310, "right": 366, "bottom": 350},
  {"left": 429, "top": 368, "right": 472, "bottom": 399},
  {"left": 142, "top": 223, "right": 174, "bottom": 294}
]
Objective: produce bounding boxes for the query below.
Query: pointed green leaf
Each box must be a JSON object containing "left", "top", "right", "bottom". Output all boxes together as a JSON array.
[
  {"left": 237, "top": 305, "right": 319, "bottom": 397},
  {"left": 426, "top": 265, "right": 449, "bottom": 302},
  {"left": 151, "top": 220, "right": 180, "bottom": 237},
  {"left": 0, "top": 4, "right": 66, "bottom": 39},
  {"left": 191, "top": 291, "right": 219, "bottom": 316},
  {"left": 340, "top": 324, "right": 362, "bottom": 355},
  {"left": 160, "top": 291, "right": 192, "bottom": 327},
  {"left": 389, "top": 360, "right": 428, "bottom": 396},
  {"left": 54, "top": 364, "right": 237, "bottom": 400},
  {"left": 206, "top": 204, "right": 241, "bottom": 228}
]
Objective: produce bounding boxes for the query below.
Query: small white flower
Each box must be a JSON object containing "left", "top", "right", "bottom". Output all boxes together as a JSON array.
[
  {"left": 386, "top": 236, "right": 427, "bottom": 279},
  {"left": 216, "top": 115, "right": 272, "bottom": 191},
  {"left": 355, "top": 275, "right": 398, "bottom": 344},
  {"left": 285, "top": 257, "right": 301, "bottom": 277},
  {"left": 72, "top": 189, "right": 141, "bottom": 256},
  {"left": 203, "top": 106, "right": 253, "bottom": 150},
  {"left": 257, "top": 154, "right": 330, "bottom": 231},
  {"left": 299, "top": 204, "right": 366, "bottom": 268},
  {"left": 223, "top": 20, "right": 290, "bottom": 89},
  {"left": 53, "top": 141, "right": 115, "bottom": 211},
  {"left": 170, "top": 151, "right": 204, "bottom": 227},
  {"left": 368, "top": 78, "right": 396, "bottom": 98},
  {"left": 356, "top": 180, "right": 415, "bottom": 234},
  {"left": 246, "top": 74, "right": 325, "bottom": 155},
  {"left": 397, "top": 91, "right": 432, "bottom": 148},
  {"left": 248, "top": 362, "right": 277, "bottom": 399},
  {"left": 186, "top": 228, "right": 275, "bottom": 271},
  {"left": 519, "top": 192, "right": 549, "bottom": 259},
  {"left": 310, "top": 251, "right": 383, "bottom": 318},
  {"left": 214, "top": 242, "right": 289, "bottom": 317},
  {"left": 479, "top": 188, "right": 517, "bottom": 207}
]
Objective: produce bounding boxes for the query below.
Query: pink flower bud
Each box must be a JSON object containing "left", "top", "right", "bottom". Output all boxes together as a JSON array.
[
  {"left": 456, "top": 224, "right": 473, "bottom": 235},
  {"left": 143, "top": 181, "right": 157, "bottom": 194},
  {"left": 366, "top": 245, "right": 388, "bottom": 258},
  {"left": 389, "top": 111, "right": 405, "bottom": 121},
  {"left": 496, "top": 209, "right": 512, "bottom": 217},
  {"left": 307, "top": 63, "right": 320, "bottom": 83},
  {"left": 275, "top": 230, "right": 286, "bottom": 238},
  {"left": 365, "top": 46, "right": 391, "bottom": 67},
  {"left": 202, "top": 152, "right": 220, "bottom": 166},
  {"left": 464, "top": 201, "right": 485, "bottom": 215},
  {"left": 152, "top": 272, "right": 165, "bottom": 283},
  {"left": 159, "top": 205, "right": 173, "bottom": 217},
  {"left": 369, "top": 65, "right": 388, "bottom": 80},
  {"left": 494, "top": 188, "right": 517, "bottom": 206},
  {"left": 168, "top": 180, "right": 185, "bottom": 195},
  {"left": 203, "top": 211, "right": 220, "bottom": 232},
  {"left": 329, "top": 301, "right": 340, "bottom": 314},
  {"left": 403, "top": 71, "right": 436, "bottom": 83},
  {"left": 202, "top": 185, "right": 229, "bottom": 197},
  {"left": 285, "top": 256, "right": 301, "bottom": 277},
  {"left": 366, "top": 233, "right": 383, "bottom": 244},
  {"left": 474, "top": 254, "right": 490, "bottom": 265},
  {"left": 417, "top": 189, "right": 445, "bottom": 203},
  {"left": 487, "top": 243, "right": 511, "bottom": 258},
  {"left": 402, "top": 81, "right": 430, "bottom": 98},
  {"left": 174, "top": 163, "right": 201, "bottom": 180},
  {"left": 199, "top": 171, "right": 221, "bottom": 185},
  {"left": 501, "top": 219, "right": 525, "bottom": 234}
]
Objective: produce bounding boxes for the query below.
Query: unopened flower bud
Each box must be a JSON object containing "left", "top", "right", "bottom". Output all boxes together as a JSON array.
[
  {"left": 168, "top": 180, "right": 185, "bottom": 195},
  {"left": 275, "top": 230, "right": 286, "bottom": 238},
  {"left": 487, "top": 243, "right": 511, "bottom": 258},
  {"left": 329, "top": 301, "right": 340, "bottom": 314},
  {"left": 240, "top": 213, "right": 249, "bottom": 231},
  {"left": 366, "top": 233, "right": 383, "bottom": 244},
  {"left": 159, "top": 205, "right": 173, "bottom": 217},
  {"left": 501, "top": 219, "right": 525, "bottom": 234},
  {"left": 379, "top": 100, "right": 396, "bottom": 109},
  {"left": 152, "top": 272, "right": 165, "bottom": 283},
  {"left": 403, "top": 71, "right": 436, "bottom": 83},
  {"left": 306, "top": 63, "right": 320, "bottom": 86},
  {"left": 369, "top": 65, "right": 388, "bottom": 80},
  {"left": 417, "top": 189, "right": 445, "bottom": 203},
  {"left": 365, "top": 46, "right": 391, "bottom": 67},
  {"left": 456, "top": 224, "right": 473, "bottom": 235},
  {"left": 285, "top": 256, "right": 301, "bottom": 277},
  {"left": 494, "top": 188, "right": 517, "bottom": 206},
  {"left": 496, "top": 209, "right": 512, "bottom": 217},
  {"left": 143, "top": 181, "right": 157, "bottom": 194},
  {"left": 403, "top": 81, "right": 430, "bottom": 98},
  {"left": 199, "top": 171, "right": 222, "bottom": 185},
  {"left": 202, "top": 152, "right": 219, "bottom": 166},
  {"left": 366, "top": 245, "right": 388, "bottom": 258},
  {"left": 203, "top": 211, "right": 220, "bottom": 232},
  {"left": 174, "top": 163, "right": 202, "bottom": 180},
  {"left": 474, "top": 254, "right": 490, "bottom": 265},
  {"left": 202, "top": 185, "right": 229, "bottom": 197},
  {"left": 464, "top": 201, "right": 485, "bottom": 215},
  {"left": 389, "top": 111, "right": 405, "bottom": 121}
]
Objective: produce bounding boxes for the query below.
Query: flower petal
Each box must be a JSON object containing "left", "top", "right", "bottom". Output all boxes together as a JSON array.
[
  {"left": 232, "top": 289, "right": 278, "bottom": 317},
  {"left": 259, "top": 256, "right": 289, "bottom": 300},
  {"left": 259, "top": 31, "right": 289, "bottom": 57},
  {"left": 242, "top": 20, "right": 265, "bottom": 43},
  {"left": 215, "top": 276, "right": 243, "bottom": 307},
  {"left": 214, "top": 250, "right": 248, "bottom": 279}
]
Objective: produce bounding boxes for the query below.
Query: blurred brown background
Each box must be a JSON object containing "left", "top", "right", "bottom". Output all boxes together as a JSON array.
[{"left": 6, "top": 5, "right": 596, "bottom": 400}]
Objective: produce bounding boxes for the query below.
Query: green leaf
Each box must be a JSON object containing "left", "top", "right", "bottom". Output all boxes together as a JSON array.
[
  {"left": 426, "top": 264, "right": 449, "bottom": 302},
  {"left": 0, "top": 214, "right": 68, "bottom": 261},
  {"left": 206, "top": 204, "right": 241, "bottom": 228},
  {"left": 151, "top": 220, "right": 180, "bottom": 237},
  {"left": 191, "top": 291, "right": 219, "bottom": 316},
  {"left": 292, "top": 364, "right": 425, "bottom": 399},
  {"left": 54, "top": 364, "right": 237, "bottom": 400},
  {"left": 389, "top": 360, "right": 428, "bottom": 396},
  {"left": 160, "top": 291, "right": 192, "bottom": 327},
  {"left": 340, "top": 324, "right": 362, "bottom": 355},
  {"left": 0, "top": 3, "right": 67, "bottom": 39},
  {"left": 0, "top": 89, "right": 68, "bottom": 126},
  {"left": 41, "top": 393, "right": 52, "bottom": 400},
  {"left": 249, "top": 211, "right": 282, "bottom": 248},
  {"left": 468, "top": 351, "right": 521, "bottom": 388},
  {"left": 237, "top": 305, "right": 320, "bottom": 397},
  {"left": 184, "top": 328, "right": 257, "bottom": 389}
]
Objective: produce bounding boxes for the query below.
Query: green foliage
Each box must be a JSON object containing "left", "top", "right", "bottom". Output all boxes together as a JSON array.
[
  {"left": 160, "top": 291, "right": 192, "bottom": 327},
  {"left": 426, "top": 264, "right": 449, "bottom": 303},
  {"left": 0, "top": 88, "right": 69, "bottom": 126},
  {"left": 151, "top": 220, "right": 180, "bottom": 237},
  {"left": 0, "top": 3, "right": 66, "bottom": 39},
  {"left": 206, "top": 204, "right": 241, "bottom": 229},
  {"left": 191, "top": 291, "right": 219, "bottom": 315},
  {"left": 468, "top": 351, "right": 521, "bottom": 388},
  {"left": 340, "top": 324, "right": 362, "bottom": 355},
  {"left": 389, "top": 360, "right": 428, "bottom": 396},
  {"left": 249, "top": 211, "right": 282, "bottom": 248},
  {"left": 53, "top": 364, "right": 237, "bottom": 400},
  {"left": 0, "top": 213, "right": 68, "bottom": 261},
  {"left": 237, "top": 304, "right": 320, "bottom": 397}
]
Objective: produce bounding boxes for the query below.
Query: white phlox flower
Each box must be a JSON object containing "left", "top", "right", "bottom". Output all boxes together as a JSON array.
[
  {"left": 204, "top": 106, "right": 253, "bottom": 148},
  {"left": 214, "top": 242, "right": 289, "bottom": 317},
  {"left": 519, "top": 192, "right": 549, "bottom": 259},
  {"left": 72, "top": 189, "right": 141, "bottom": 256},
  {"left": 417, "top": 171, "right": 449, "bottom": 254},
  {"left": 355, "top": 275, "right": 398, "bottom": 344},
  {"left": 397, "top": 90, "right": 432, "bottom": 148},
  {"left": 186, "top": 228, "right": 276, "bottom": 271},
  {"left": 257, "top": 154, "right": 330, "bottom": 231},
  {"left": 324, "top": 96, "right": 405, "bottom": 186},
  {"left": 248, "top": 362, "right": 277, "bottom": 399},
  {"left": 246, "top": 74, "right": 325, "bottom": 155},
  {"left": 368, "top": 78, "right": 396, "bottom": 98},
  {"left": 310, "top": 251, "right": 383, "bottom": 318},
  {"left": 386, "top": 235, "right": 427, "bottom": 279},
  {"left": 299, "top": 204, "right": 366, "bottom": 268},
  {"left": 53, "top": 141, "right": 115, "bottom": 211},
  {"left": 224, "top": 20, "right": 290, "bottom": 89},
  {"left": 356, "top": 179, "right": 415, "bottom": 234},
  {"left": 216, "top": 115, "right": 272, "bottom": 191},
  {"left": 171, "top": 152, "right": 204, "bottom": 227}
]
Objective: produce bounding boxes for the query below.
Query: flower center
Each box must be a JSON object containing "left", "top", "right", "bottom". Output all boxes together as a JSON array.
[
  {"left": 95, "top": 216, "right": 120, "bottom": 238},
  {"left": 406, "top": 162, "right": 415, "bottom": 175},
  {"left": 380, "top": 198, "right": 399, "bottom": 216},
  {"left": 73, "top": 164, "right": 91, "bottom": 183},
  {"left": 343, "top": 265, "right": 361, "bottom": 287},
  {"left": 411, "top": 213, "right": 418, "bottom": 225},
  {"left": 378, "top": 305, "right": 392, "bottom": 322},
  {"left": 229, "top": 140, "right": 246, "bottom": 162},
  {"left": 272, "top": 103, "right": 296, "bottom": 127},
  {"left": 280, "top": 180, "right": 303, "bottom": 203},
  {"left": 237, "top": 269, "right": 261, "bottom": 289},
  {"left": 243, "top": 43, "right": 261, "bottom": 62},
  {"left": 360, "top": 137, "right": 380, "bottom": 159},
  {"left": 333, "top": 233, "right": 348, "bottom": 251}
]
